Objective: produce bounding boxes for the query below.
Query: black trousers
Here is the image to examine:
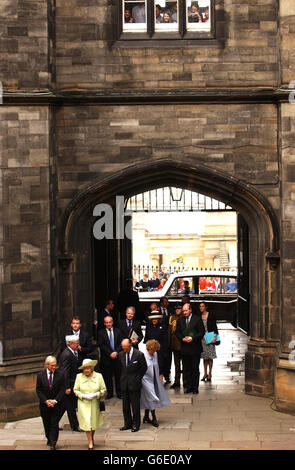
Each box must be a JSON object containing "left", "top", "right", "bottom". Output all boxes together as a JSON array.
[
  {"left": 101, "top": 358, "right": 121, "bottom": 397},
  {"left": 59, "top": 391, "right": 79, "bottom": 430},
  {"left": 182, "top": 353, "right": 201, "bottom": 392},
  {"left": 40, "top": 403, "right": 62, "bottom": 445},
  {"left": 122, "top": 388, "right": 141, "bottom": 429},
  {"left": 163, "top": 350, "right": 172, "bottom": 381}
]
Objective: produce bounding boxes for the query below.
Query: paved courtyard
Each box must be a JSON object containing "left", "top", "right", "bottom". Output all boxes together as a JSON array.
[{"left": 1, "top": 323, "right": 295, "bottom": 451}]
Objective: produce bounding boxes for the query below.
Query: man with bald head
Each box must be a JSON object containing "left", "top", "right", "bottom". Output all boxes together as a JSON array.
[
  {"left": 97, "top": 316, "right": 122, "bottom": 399},
  {"left": 118, "top": 338, "right": 147, "bottom": 432},
  {"left": 36, "top": 356, "right": 66, "bottom": 450},
  {"left": 176, "top": 303, "right": 205, "bottom": 394}
]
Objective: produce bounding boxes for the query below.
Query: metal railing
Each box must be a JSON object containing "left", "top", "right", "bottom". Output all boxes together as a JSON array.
[{"left": 133, "top": 264, "right": 235, "bottom": 281}]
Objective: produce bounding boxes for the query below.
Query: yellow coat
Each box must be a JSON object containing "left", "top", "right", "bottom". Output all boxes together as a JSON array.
[{"left": 74, "top": 371, "right": 106, "bottom": 431}]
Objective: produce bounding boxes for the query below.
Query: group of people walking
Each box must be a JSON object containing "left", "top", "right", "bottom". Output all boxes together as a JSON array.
[{"left": 36, "top": 297, "right": 219, "bottom": 450}]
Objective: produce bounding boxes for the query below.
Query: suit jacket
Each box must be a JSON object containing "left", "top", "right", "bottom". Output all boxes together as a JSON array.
[
  {"left": 61, "top": 329, "right": 93, "bottom": 358},
  {"left": 36, "top": 368, "right": 66, "bottom": 406},
  {"left": 117, "top": 288, "right": 141, "bottom": 318},
  {"left": 175, "top": 314, "right": 205, "bottom": 356},
  {"left": 97, "top": 308, "right": 119, "bottom": 331},
  {"left": 205, "top": 311, "right": 219, "bottom": 335},
  {"left": 97, "top": 327, "right": 122, "bottom": 365},
  {"left": 119, "top": 348, "right": 147, "bottom": 392},
  {"left": 59, "top": 347, "right": 80, "bottom": 389},
  {"left": 117, "top": 319, "right": 143, "bottom": 346}
]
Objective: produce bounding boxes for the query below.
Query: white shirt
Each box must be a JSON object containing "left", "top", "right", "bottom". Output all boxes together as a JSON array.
[{"left": 72, "top": 329, "right": 80, "bottom": 337}]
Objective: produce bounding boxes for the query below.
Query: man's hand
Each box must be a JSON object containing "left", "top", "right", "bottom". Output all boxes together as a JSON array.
[
  {"left": 183, "top": 336, "right": 193, "bottom": 343},
  {"left": 45, "top": 400, "right": 56, "bottom": 407},
  {"left": 65, "top": 388, "right": 71, "bottom": 395},
  {"left": 110, "top": 352, "right": 118, "bottom": 359}
]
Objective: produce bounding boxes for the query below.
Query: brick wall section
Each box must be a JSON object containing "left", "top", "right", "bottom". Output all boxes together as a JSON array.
[
  {"left": 0, "top": 0, "right": 51, "bottom": 89},
  {"left": 56, "top": 103, "right": 279, "bottom": 213},
  {"left": 280, "top": 0, "right": 295, "bottom": 85},
  {"left": 0, "top": 107, "right": 52, "bottom": 358},
  {"left": 55, "top": 0, "right": 279, "bottom": 90}
]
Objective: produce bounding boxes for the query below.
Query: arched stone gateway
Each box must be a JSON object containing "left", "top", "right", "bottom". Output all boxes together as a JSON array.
[{"left": 58, "top": 158, "right": 282, "bottom": 405}]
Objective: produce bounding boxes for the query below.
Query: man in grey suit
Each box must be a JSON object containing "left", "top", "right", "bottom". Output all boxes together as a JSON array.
[{"left": 118, "top": 338, "right": 147, "bottom": 432}]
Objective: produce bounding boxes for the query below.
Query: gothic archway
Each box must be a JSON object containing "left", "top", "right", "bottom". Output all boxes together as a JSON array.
[{"left": 57, "top": 158, "right": 280, "bottom": 398}]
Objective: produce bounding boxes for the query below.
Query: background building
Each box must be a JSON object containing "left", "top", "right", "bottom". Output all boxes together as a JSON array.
[{"left": 0, "top": 0, "right": 295, "bottom": 420}]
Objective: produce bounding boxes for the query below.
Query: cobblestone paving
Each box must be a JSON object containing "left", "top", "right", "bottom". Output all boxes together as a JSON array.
[{"left": 1, "top": 324, "right": 295, "bottom": 451}]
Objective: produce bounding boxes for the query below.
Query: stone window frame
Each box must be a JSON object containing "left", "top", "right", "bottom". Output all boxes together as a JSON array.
[{"left": 113, "top": 0, "right": 216, "bottom": 47}]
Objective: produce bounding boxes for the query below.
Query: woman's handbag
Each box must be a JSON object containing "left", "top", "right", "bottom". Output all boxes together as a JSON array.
[
  {"left": 205, "top": 331, "right": 221, "bottom": 346},
  {"left": 99, "top": 400, "right": 105, "bottom": 412}
]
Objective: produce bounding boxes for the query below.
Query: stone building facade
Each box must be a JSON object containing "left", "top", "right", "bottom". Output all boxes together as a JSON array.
[{"left": 0, "top": 0, "right": 295, "bottom": 420}]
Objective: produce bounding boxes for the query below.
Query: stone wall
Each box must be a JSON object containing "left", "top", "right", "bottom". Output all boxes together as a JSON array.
[
  {"left": 0, "top": 106, "right": 53, "bottom": 360},
  {"left": 56, "top": 102, "right": 279, "bottom": 214},
  {"left": 0, "top": 0, "right": 52, "bottom": 90},
  {"left": 55, "top": 0, "right": 279, "bottom": 90}
]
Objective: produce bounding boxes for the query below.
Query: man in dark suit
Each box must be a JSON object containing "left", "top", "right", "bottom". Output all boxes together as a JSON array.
[
  {"left": 176, "top": 303, "right": 205, "bottom": 394},
  {"left": 36, "top": 356, "right": 66, "bottom": 450},
  {"left": 97, "top": 299, "right": 118, "bottom": 332},
  {"left": 117, "top": 279, "right": 142, "bottom": 322},
  {"left": 118, "top": 338, "right": 147, "bottom": 432},
  {"left": 58, "top": 335, "right": 82, "bottom": 431},
  {"left": 97, "top": 316, "right": 122, "bottom": 399},
  {"left": 61, "top": 316, "right": 94, "bottom": 360},
  {"left": 117, "top": 306, "right": 143, "bottom": 349}
]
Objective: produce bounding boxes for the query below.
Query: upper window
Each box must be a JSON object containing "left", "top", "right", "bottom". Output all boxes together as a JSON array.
[{"left": 119, "top": 0, "right": 214, "bottom": 41}]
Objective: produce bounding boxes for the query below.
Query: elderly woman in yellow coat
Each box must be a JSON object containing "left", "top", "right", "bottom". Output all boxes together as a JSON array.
[{"left": 74, "top": 358, "right": 106, "bottom": 449}]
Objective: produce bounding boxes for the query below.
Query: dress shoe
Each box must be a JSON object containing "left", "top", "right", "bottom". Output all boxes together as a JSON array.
[
  {"left": 120, "top": 425, "right": 131, "bottom": 431},
  {"left": 72, "top": 427, "right": 83, "bottom": 432},
  {"left": 117, "top": 394, "right": 122, "bottom": 399},
  {"left": 151, "top": 417, "right": 159, "bottom": 428},
  {"left": 143, "top": 416, "right": 153, "bottom": 424},
  {"left": 170, "top": 383, "right": 180, "bottom": 389},
  {"left": 184, "top": 388, "right": 193, "bottom": 394},
  {"left": 106, "top": 394, "right": 113, "bottom": 400},
  {"left": 131, "top": 427, "right": 139, "bottom": 432},
  {"left": 50, "top": 443, "right": 56, "bottom": 451},
  {"left": 192, "top": 390, "right": 199, "bottom": 394}
]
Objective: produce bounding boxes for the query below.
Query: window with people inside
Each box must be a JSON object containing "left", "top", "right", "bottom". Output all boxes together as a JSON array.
[{"left": 122, "top": 0, "right": 212, "bottom": 35}]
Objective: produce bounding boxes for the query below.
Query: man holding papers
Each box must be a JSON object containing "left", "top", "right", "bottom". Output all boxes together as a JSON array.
[{"left": 118, "top": 306, "right": 143, "bottom": 349}]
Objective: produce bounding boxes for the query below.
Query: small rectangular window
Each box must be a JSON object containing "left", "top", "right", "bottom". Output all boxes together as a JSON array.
[
  {"left": 117, "top": 0, "right": 215, "bottom": 44},
  {"left": 186, "top": 0, "right": 211, "bottom": 32},
  {"left": 123, "top": 1, "right": 147, "bottom": 32},
  {"left": 155, "top": 1, "right": 179, "bottom": 33}
]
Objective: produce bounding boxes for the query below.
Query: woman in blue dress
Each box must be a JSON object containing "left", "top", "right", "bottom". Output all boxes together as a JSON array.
[{"left": 140, "top": 339, "right": 171, "bottom": 427}]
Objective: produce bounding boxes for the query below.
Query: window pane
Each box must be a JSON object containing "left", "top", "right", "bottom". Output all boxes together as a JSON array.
[
  {"left": 186, "top": 0, "right": 211, "bottom": 32},
  {"left": 123, "top": 1, "right": 147, "bottom": 32},
  {"left": 155, "top": 1, "right": 178, "bottom": 32}
]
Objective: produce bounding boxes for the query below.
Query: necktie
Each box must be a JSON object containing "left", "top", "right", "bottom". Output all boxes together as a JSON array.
[
  {"left": 186, "top": 317, "right": 190, "bottom": 326},
  {"left": 127, "top": 353, "right": 130, "bottom": 366},
  {"left": 48, "top": 372, "right": 53, "bottom": 389},
  {"left": 74, "top": 350, "right": 78, "bottom": 359},
  {"left": 128, "top": 321, "right": 132, "bottom": 329},
  {"left": 109, "top": 329, "right": 114, "bottom": 350}
]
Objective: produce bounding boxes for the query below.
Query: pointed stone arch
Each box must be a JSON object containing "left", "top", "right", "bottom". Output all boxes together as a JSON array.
[{"left": 58, "top": 158, "right": 280, "bottom": 398}]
